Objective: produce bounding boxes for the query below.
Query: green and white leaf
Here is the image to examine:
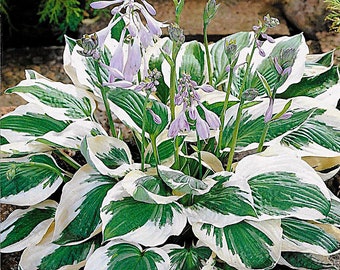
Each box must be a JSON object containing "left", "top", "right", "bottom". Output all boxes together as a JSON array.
[
  {"left": 53, "top": 165, "right": 116, "bottom": 245},
  {"left": 107, "top": 88, "right": 169, "bottom": 137},
  {"left": 81, "top": 135, "right": 136, "bottom": 177},
  {"left": 250, "top": 34, "right": 309, "bottom": 94},
  {"left": 0, "top": 200, "right": 57, "bottom": 253},
  {"left": 221, "top": 97, "right": 340, "bottom": 156},
  {"left": 5, "top": 78, "right": 96, "bottom": 120},
  {"left": 36, "top": 120, "right": 107, "bottom": 150},
  {"left": 100, "top": 181, "right": 187, "bottom": 246},
  {"left": 0, "top": 103, "right": 70, "bottom": 144},
  {"left": 235, "top": 154, "right": 331, "bottom": 220},
  {"left": 0, "top": 141, "right": 51, "bottom": 158},
  {"left": 279, "top": 252, "right": 337, "bottom": 270},
  {"left": 210, "top": 32, "right": 253, "bottom": 86},
  {"left": 120, "top": 170, "right": 182, "bottom": 204},
  {"left": 19, "top": 223, "right": 101, "bottom": 270},
  {"left": 178, "top": 41, "right": 206, "bottom": 85},
  {"left": 158, "top": 165, "right": 216, "bottom": 195},
  {"left": 304, "top": 50, "right": 335, "bottom": 77},
  {"left": 0, "top": 154, "right": 64, "bottom": 206},
  {"left": 145, "top": 131, "right": 184, "bottom": 167},
  {"left": 162, "top": 244, "right": 212, "bottom": 270},
  {"left": 278, "top": 66, "right": 339, "bottom": 99},
  {"left": 192, "top": 219, "right": 282, "bottom": 270},
  {"left": 281, "top": 218, "right": 340, "bottom": 255},
  {"left": 319, "top": 195, "right": 340, "bottom": 227},
  {"left": 84, "top": 240, "right": 170, "bottom": 270},
  {"left": 186, "top": 171, "right": 257, "bottom": 227}
]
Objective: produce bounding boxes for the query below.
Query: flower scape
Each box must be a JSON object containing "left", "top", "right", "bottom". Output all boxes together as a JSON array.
[{"left": 1, "top": 0, "right": 340, "bottom": 269}]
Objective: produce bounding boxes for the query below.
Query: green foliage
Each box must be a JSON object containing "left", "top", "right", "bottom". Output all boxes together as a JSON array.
[
  {"left": 1, "top": 1, "right": 340, "bottom": 269},
  {"left": 325, "top": 0, "right": 340, "bottom": 32}
]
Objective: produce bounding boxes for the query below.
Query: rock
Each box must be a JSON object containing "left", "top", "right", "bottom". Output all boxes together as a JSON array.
[{"left": 281, "top": 0, "right": 328, "bottom": 39}]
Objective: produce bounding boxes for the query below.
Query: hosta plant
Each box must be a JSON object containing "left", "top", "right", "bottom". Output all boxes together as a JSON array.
[{"left": 1, "top": 0, "right": 340, "bottom": 269}]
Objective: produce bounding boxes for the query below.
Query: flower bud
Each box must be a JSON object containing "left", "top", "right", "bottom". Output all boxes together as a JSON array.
[
  {"left": 263, "top": 14, "right": 280, "bottom": 28},
  {"left": 242, "top": 88, "right": 259, "bottom": 101},
  {"left": 76, "top": 33, "right": 99, "bottom": 58},
  {"left": 204, "top": 0, "right": 219, "bottom": 25},
  {"left": 168, "top": 23, "right": 185, "bottom": 44}
]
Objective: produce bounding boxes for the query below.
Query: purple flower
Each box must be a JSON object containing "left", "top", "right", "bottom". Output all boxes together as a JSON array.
[
  {"left": 90, "top": 0, "right": 123, "bottom": 9},
  {"left": 188, "top": 105, "right": 198, "bottom": 120},
  {"left": 148, "top": 109, "right": 162, "bottom": 124},
  {"left": 199, "top": 104, "right": 220, "bottom": 129},
  {"left": 123, "top": 40, "right": 142, "bottom": 82},
  {"left": 261, "top": 33, "right": 275, "bottom": 43},
  {"left": 264, "top": 97, "right": 274, "bottom": 123},
  {"left": 196, "top": 114, "right": 210, "bottom": 140},
  {"left": 168, "top": 110, "right": 190, "bottom": 137},
  {"left": 198, "top": 83, "right": 215, "bottom": 93}
]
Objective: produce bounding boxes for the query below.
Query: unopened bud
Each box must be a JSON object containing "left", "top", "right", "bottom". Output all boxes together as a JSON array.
[
  {"left": 168, "top": 23, "right": 185, "bottom": 44},
  {"left": 242, "top": 88, "right": 259, "bottom": 101},
  {"left": 263, "top": 14, "right": 279, "bottom": 28},
  {"left": 76, "top": 33, "right": 99, "bottom": 58}
]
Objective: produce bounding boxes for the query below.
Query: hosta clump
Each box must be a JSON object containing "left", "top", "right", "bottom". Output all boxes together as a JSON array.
[{"left": 1, "top": 0, "right": 340, "bottom": 269}]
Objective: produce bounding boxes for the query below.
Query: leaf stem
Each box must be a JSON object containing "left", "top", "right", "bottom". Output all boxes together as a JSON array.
[
  {"left": 196, "top": 132, "right": 203, "bottom": 179},
  {"left": 203, "top": 24, "right": 213, "bottom": 85},
  {"left": 54, "top": 150, "right": 81, "bottom": 171},
  {"left": 226, "top": 43, "right": 257, "bottom": 171},
  {"left": 216, "top": 70, "right": 234, "bottom": 156},
  {"left": 257, "top": 122, "right": 269, "bottom": 152},
  {"left": 141, "top": 92, "right": 151, "bottom": 171},
  {"left": 150, "top": 134, "right": 160, "bottom": 165},
  {"left": 94, "top": 60, "right": 117, "bottom": 137}
]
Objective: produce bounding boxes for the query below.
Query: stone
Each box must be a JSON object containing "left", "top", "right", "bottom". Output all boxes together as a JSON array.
[{"left": 281, "top": 0, "right": 328, "bottom": 38}]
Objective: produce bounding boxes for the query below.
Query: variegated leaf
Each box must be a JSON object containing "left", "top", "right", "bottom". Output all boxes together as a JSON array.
[
  {"left": 278, "top": 66, "right": 339, "bottom": 99},
  {"left": 221, "top": 97, "right": 340, "bottom": 156},
  {"left": 107, "top": 88, "right": 169, "bottom": 137},
  {"left": 0, "top": 154, "right": 64, "bottom": 206},
  {"left": 84, "top": 240, "right": 170, "bottom": 270},
  {"left": 100, "top": 181, "right": 186, "bottom": 246},
  {"left": 281, "top": 218, "right": 340, "bottom": 256},
  {"left": 186, "top": 171, "right": 257, "bottom": 227},
  {"left": 0, "top": 200, "right": 57, "bottom": 253},
  {"left": 210, "top": 32, "right": 253, "bottom": 87},
  {"left": 236, "top": 154, "right": 332, "bottom": 220},
  {"left": 192, "top": 219, "right": 282, "bottom": 269},
  {"left": 162, "top": 244, "right": 212, "bottom": 270},
  {"left": 250, "top": 34, "right": 309, "bottom": 95},
  {"left": 304, "top": 50, "right": 335, "bottom": 76},
  {"left": 53, "top": 165, "right": 116, "bottom": 245},
  {"left": 0, "top": 103, "right": 69, "bottom": 144},
  {"left": 120, "top": 170, "right": 182, "bottom": 204},
  {"left": 36, "top": 120, "right": 107, "bottom": 150},
  {"left": 319, "top": 195, "right": 340, "bottom": 227},
  {"left": 157, "top": 165, "right": 216, "bottom": 195},
  {"left": 19, "top": 223, "right": 101, "bottom": 270},
  {"left": 5, "top": 78, "right": 96, "bottom": 120},
  {"left": 279, "top": 252, "right": 337, "bottom": 270},
  {"left": 81, "top": 135, "right": 136, "bottom": 177},
  {"left": 178, "top": 41, "right": 206, "bottom": 85}
]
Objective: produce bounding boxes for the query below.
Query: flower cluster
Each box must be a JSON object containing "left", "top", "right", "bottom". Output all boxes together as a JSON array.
[
  {"left": 253, "top": 14, "right": 279, "bottom": 57},
  {"left": 91, "top": 0, "right": 165, "bottom": 48},
  {"left": 168, "top": 74, "right": 220, "bottom": 139}
]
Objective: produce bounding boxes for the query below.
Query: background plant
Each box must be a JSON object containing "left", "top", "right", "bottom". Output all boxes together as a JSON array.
[{"left": 1, "top": 0, "right": 340, "bottom": 269}]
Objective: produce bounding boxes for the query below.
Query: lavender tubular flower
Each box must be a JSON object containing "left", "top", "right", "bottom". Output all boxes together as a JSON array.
[
  {"left": 199, "top": 104, "right": 220, "bottom": 129},
  {"left": 264, "top": 98, "right": 274, "bottom": 123},
  {"left": 90, "top": 0, "right": 123, "bottom": 9},
  {"left": 196, "top": 114, "right": 210, "bottom": 140},
  {"left": 168, "top": 110, "right": 190, "bottom": 137},
  {"left": 148, "top": 109, "right": 162, "bottom": 124}
]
